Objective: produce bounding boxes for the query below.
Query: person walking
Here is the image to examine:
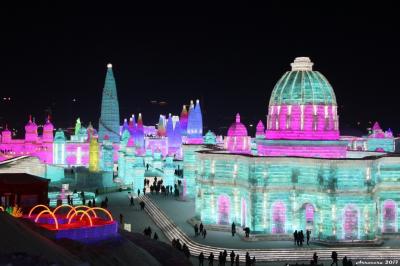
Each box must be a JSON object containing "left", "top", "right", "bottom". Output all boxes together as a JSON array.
[
  {"left": 200, "top": 222, "right": 204, "bottom": 234},
  {"left": 331, "top": 251, "right": 338, "bottom": 266},
  {"left": 222, "top": 250, "right": 227, "bottom": 265},
  {"left": 293, "top": 230, "right": 298, "bottom": 245},
  {"left": 235, "top": 254, "right": 239, "bottom": 266},
  {"left": 199, "top": 252, "right": 205, "bottom": 266},
  {"left": 306, "top": 229, "right": 311, "bottom": 245},
  {"left": 137, "top": 189, "right": 140, "bottom": 196},
  {"left": 245, "top": 252, "right": 250, "bottom": 266},
  {"left": 208, "top": 252, "right": 214, "bottom": 266},
  {"left": 218, "top": 252, "right": 223, "bottom": 266},
  {"left": 231, "top": 222, "right": 236, "bottom": 237},
  {"left": 194, "top": 224, "right": 199, "bottom": 236},
  {"left": 312, "top": 252, "right": 318, "bottom": 265},
  {"left": 203, "top": 229, "right": 207, "bottom": 239},
  {"left": 299, "top": 230, "right": 304, "bottom": 246},
  {"left": 153, "top": 232, "right": 158, "bottom": 240},
  {"left": 140, "top": 201, "right": 145, "bottom": 210},
  {"left": 119, "top": 213, "right": 123, "bottom": 225},
  {"left": 230, "top": 251, "right": 235, "bottom": 266},
  {"left": 130, "top": 196, "right": 134, "bottom": 206},
  {"left": 342, "top": 256, "right": 348, "bottom": 266}
]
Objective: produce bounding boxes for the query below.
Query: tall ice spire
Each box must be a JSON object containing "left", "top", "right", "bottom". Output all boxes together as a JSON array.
[{"left": 98, "top": 63, "right": 121, "bottom": 143}]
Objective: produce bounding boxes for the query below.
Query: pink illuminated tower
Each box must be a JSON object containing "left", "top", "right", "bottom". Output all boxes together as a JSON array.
[
  {"left": 225, "top": 113, "right": 251, "bottom": 154},
  {"left": 255, "top": 120, "right": 265, "bottom": 139},
  {"left": 25, "top": 115, "right": 38, "bottom": 142},
  {"left": 42, "top": 116, "right": 54, "bottom": 142},
  {"left": 1, "top": 125, "right": 12, "bottom": 143}
]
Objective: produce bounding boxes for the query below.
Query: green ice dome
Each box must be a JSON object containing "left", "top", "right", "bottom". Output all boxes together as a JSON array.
[{"left": 269, "top": 57, "right": 337, "bottom": 106}]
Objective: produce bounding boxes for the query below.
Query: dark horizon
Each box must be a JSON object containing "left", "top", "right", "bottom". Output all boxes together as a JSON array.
[{"left": 1, "top": 3, "right": 399, "bottom": 137}]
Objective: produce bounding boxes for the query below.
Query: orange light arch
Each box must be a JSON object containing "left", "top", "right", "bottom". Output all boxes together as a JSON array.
[
  {"left": 53, "top": 204, "right": 77, "bottom": 216},
  {"left": 68, "top": 210, "right": 93, "bottom": 226},
  {"left": 34, "top": 210, "right": 59, "bottom": 229},
  {"left": 83, "top": 207, "right": 114, "bottom": 222},
  {"left": 66, "top": 205, "right": 97, "bottom": 218},
  {"left": 0, "top": 206, "right": 4, "bottom": 212},
  {"left": 28, "top": 204, "right": 51, "bottom": 218}
]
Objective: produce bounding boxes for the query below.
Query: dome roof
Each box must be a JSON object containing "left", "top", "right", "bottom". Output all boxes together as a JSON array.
[
  {"left": 25, "top": 116, "right": 37, "bottom": 132},
  {"left": 227, "top": 114, "right": 248, "bottom": 137},
  {"left": 269, "top": 57, "right": 336, "bottom": 106},
  {"left": 43, "top": 116, "right": 54, "bottom": 130}
]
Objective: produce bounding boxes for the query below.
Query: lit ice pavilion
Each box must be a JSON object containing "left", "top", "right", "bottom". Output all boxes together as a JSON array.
[{"left": 189, "top": 57, "right": 400, "bottom": 241}]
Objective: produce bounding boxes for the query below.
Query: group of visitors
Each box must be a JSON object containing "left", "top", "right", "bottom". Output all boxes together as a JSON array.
[
  {"left": 329, "top": 251, "right": 353, "bottom": 266},
  {"left": 293, "top": 229, "right": 311, "bottom": 246},
  {"left": 198, "top": 251, "right": 255, "bottom": 266},
  {"left": 100, "top": 196, "right": 108, "bottom": 208},
  {"left": 171, "top": 238, "right": 191, "bottom": 258},
  {"left": 193, "top": 223, "right": 207, "bottom": 238},
  {"left": 142, "top": 225, "right": 159, "bottom": 240}
]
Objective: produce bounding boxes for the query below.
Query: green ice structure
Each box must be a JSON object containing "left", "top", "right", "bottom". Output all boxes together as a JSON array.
[
  {"left": 186, "top": 57, "right": 400, "bottom": 242},
  {"left": 193, "top": 152, "right": 400, "bottom": 240}
]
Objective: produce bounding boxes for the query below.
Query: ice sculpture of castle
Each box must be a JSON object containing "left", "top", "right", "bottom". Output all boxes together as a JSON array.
[{"left": 190, "top": 57, "right": 400, "bottom": 241}]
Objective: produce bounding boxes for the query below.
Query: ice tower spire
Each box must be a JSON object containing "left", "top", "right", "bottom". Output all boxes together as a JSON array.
[
  {"left": 187, "top": 99, "right": 203, "bottom": 144},
  {"left": 180, "top": 105, "right": 188, "bottom": 136},
  {"left": 98, "top": 63, "right": 120, "bottom": 143}
]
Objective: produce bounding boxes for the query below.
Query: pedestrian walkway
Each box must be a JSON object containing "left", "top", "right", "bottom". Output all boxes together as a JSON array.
[{"left": 139, "top": 195, "right": 400, "bottom": 262}]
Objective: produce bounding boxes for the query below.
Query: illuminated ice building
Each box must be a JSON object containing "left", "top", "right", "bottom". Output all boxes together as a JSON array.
[{"left": 190, "top": 57, "right": 400, "bottom": 241}]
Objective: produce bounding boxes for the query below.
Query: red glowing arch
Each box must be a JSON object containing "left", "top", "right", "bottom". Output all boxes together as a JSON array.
[
  {"left": 68, "top": 210, "right": 93, "bottom": 226},
  {"left": 82, "top": 207, "right": 114, "bottom": 222},
  {"left": 53, "top": 204, "right": 77, "bottom": 216},
  {"left": 35, "top": 210, "right": 59, "bottom": 229},
  {"left": 28, "top": 204, "right": 51, "bottom": 218},
  {"left": 66, "top": 205, "right": 97, "bottom": 219}
]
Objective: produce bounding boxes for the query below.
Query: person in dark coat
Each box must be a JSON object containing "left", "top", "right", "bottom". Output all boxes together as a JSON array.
[
  {"left": 203, "top": 229, "right": 207, "bottom": 239},
  {"left": 130, "top": 196, "right": 134, "bottom": 206},
  {"left": 312, "top": 252, "right": 318, "bottom": 265},
  {"left": 331, "top": 251, "right": 338, "bottom": 266},
  {"left": 153, "top": 232, "right": 158, "bottom": 240},
  {"left": 306, "top": 229, "right": 311, "bottom": 245},
  {"left": 231, "top": 222, "right": 236, "bottom": 237},
  {"left": 342, "top": 256, "right": 348, "bottom": 266},
  {"left": 235, "top": 254, "right": 239, "bottom": 266},
  {"left": 208, "top": 252, "right": 214, "bottom": 266},
  {"left": 245, "top": 252, "right": 250, "bottom": 266},
  {"left": 230, "top": 251, "right": 235, "bottom": 266},
  {"left": 293, "top": 230, "right": 298, "bottom": 245},
  {"left": 199, "top": 252, "right": 205, "bottom": 266}
]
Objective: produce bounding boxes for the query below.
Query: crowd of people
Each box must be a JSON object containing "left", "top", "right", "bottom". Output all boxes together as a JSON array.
[
  {"left": 193, "top": 222, "right": 207, "bottom": 238},
  {"left": 141, "top": 177, "right": 182, "bottom": 198},
  {"left": 171, "top": 238, "right": 191, "bottom": 258},
  {"left": 198, "top": 250, "right": 255, "bottom": 266},
  {"left": 293, "top": 229, "right": 311, "bottom": 246},
  {"left": 282, "top": 251, "right": 354, "bottom": 266},
  {"left": 143, "top": 226, "right": 159, "bottom": 240}
]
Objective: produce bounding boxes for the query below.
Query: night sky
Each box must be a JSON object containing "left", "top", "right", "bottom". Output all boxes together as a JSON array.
[{"left": 1, "top": 3, "right": 399, "bottom": 137}]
